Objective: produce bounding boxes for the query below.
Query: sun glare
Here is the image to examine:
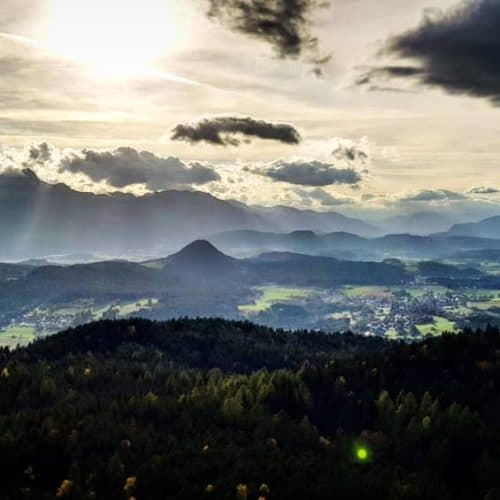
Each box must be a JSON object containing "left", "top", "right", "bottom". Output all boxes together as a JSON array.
[{"left": 47, "top": 0, "right": 179, "bottom": 79}]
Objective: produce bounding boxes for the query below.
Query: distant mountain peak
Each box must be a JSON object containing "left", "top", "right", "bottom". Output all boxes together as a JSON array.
[
  {"left": 177, "top": 239, "right": 228, "bottom": 257},
  {"left": 165, "top": 240, "right": 238, "bottom": 276}
]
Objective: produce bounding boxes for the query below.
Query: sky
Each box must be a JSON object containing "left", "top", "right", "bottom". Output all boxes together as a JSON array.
[{"left": 1, "top": 0, "right": 500, "bottom": 220}]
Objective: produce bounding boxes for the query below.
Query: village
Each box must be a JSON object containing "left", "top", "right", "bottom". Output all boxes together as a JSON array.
[
  {"left": 337, "top": 288, "right": 466, "bottom": 337},
  {"left": 244, "top": 285, "right": 498, "bottom": 339},
  {"left": 0, "top": 299, "right": 158, "bottom": 347}
]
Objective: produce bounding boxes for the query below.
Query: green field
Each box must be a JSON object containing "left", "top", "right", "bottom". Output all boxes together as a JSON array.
[
  {"left": 465, "top": 290, "right": 500, "bottom": 313},
  {"left": 343, "top": 286, "right": 393, "bottom": 299},
  {"left": 466, "top": 289, "right": 500, "bottom": 300},
  {"left": 385, "top": 328, "right": 400, "bottom": 340},
  {"left": 86, "top": 298, "right": 159, "bottom": 319},
  {"left": 118, "top": 298, "right": 159, "bottom": 316},
  {"left": 416, "top": 317, "right": 457, "bottom": 337},
  {"left": 468, "top": 301, "right": 500, "bottom": 313},
  {"left": 0, "top": 325, "right": 36, "bottom": 348},
  {"left": 383, "top": 325, "right": 453, "bottom": 341},
  {"left": 239, "top": 287, "right": 314, "bottom": 314},
  {"left": 443, "top": 305, "right": 473, "bottom": 316}
]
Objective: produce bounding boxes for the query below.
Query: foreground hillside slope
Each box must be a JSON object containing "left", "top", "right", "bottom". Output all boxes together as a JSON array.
[{"left": 1, "top": 318, "right": 499, "bottom": 500}]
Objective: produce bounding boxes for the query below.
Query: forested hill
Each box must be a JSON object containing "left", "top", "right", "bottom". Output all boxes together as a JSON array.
[
  {"left": 17, "top": 318, "right": 386, "bottom": 370},
  {"left": 1, "top": 319, "right": 500, "bottom": 499}
]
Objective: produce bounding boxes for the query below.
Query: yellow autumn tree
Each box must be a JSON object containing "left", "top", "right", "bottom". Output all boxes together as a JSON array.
[
  {"left": 236, "top": 483, "right": 248, "bottom": 500},
  {"left": 56, "top": 479, "right": 72, "bottom": 497},
  {"left": 123, "top": 476, "right": 137, "bottom": 495}
]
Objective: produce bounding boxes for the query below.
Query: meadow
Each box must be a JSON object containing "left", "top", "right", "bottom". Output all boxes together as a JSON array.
[
  {"left": 238, "top": 286, "right": 314, "bottom": 314},
  {"left": 0, "top": 324, "right": 36, "bottom": 348}
]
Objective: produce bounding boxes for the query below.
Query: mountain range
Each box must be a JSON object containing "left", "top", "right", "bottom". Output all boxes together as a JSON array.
[
  {"left": 1, "top": 169, "right": 499, "bottom": 262},
  {"left": 0, "top": 169, "right": 379, "bottom": 260},
  {"left": 208, "top": 229, "right": 500, "bottom": 260}
]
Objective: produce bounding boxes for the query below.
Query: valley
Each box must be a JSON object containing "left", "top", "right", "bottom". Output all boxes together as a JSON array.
[{"left": 3, "top": 272, "right": 500, "bottom": 347}]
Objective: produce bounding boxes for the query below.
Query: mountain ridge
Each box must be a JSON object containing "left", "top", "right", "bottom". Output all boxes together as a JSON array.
[
  {"left": 208, "top": 228, "right": 500, "bottom": 259},
  {"left": 448, "top": 215, "right": 500, "bottom": 239},
  {"left": 0, "top": 170, "right": 379, "bottom": 259}
]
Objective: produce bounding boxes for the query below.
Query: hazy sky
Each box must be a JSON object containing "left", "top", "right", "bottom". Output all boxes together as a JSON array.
[{"left": 1, "top": 0, "right": 499, "bottom": 218}]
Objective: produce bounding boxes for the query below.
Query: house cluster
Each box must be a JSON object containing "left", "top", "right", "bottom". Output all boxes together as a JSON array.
[{"left": 330, "top": 289, "right": 469, "bottom": 337}]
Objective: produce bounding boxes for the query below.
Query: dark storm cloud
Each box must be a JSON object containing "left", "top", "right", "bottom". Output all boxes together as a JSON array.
[
  {"left": 358, "top": 0, "right": 500, "bottom": 104},
  {"left": 206, "top": 0, "right": 330, "bottom": 62},
  {"left": 253, "top": 159, "right": 362, "bottom": 186},
  {"left": 59, "top": 147, "right": 220, "bottom": 190},
  {"left": 400, "top": 189, "right": 467, "bottom": 203},
  {"left": 171, "top": 116, "right": 302, "bottom": 146}
]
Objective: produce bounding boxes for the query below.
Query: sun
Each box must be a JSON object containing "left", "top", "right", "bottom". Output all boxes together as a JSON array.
[{"left": 47, "top": 0, "right": 179, "bottom": 79}]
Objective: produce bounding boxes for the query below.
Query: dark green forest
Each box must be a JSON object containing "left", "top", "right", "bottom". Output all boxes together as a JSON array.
[{"left": 1, "top": 318, "right": 499, "bottom": 500}]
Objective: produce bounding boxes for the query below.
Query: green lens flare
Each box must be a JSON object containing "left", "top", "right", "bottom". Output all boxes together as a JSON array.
[{"left": 356, "top": 447, "right": 369, "bottom": 461}]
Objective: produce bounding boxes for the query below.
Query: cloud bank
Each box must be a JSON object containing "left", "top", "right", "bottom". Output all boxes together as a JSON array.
[
  {"left": 171, "top": 115, "right": 301, "bottom": 146},
  {"left": 2, "top": 143, "right": 499, "bottom": 221}
]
